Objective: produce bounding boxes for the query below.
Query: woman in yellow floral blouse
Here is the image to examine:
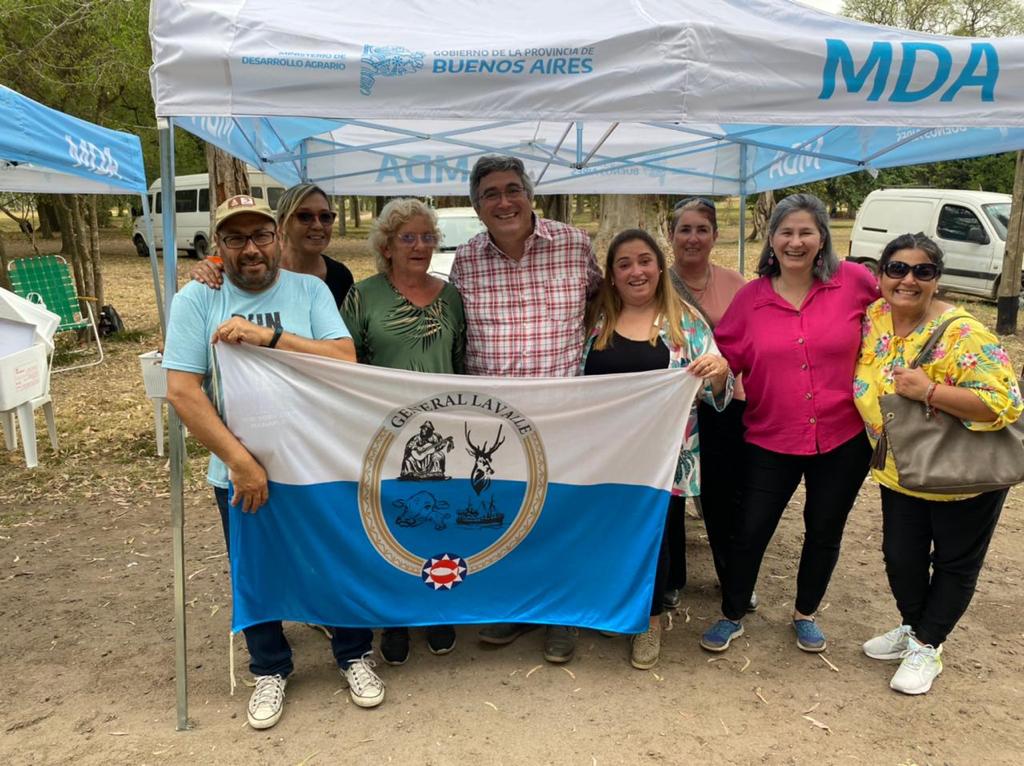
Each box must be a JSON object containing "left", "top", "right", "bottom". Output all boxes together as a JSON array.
[{"left": 853, "top": 232, "right": 1022, "bottom": 697}]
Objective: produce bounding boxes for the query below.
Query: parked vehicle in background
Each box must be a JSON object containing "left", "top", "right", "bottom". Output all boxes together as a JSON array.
[
  {"left": 429, "top": 207, "right": 487, "bottom": 278},
  {"left": 132, "top": 171, "right": 286, "bottom": 259},
  {"left": 848, "top": 188, "right": 1013, "bottom": 300}
]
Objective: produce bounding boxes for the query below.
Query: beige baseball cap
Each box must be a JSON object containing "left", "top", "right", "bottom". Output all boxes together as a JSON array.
[{"left": 214, "top": 194, "right": 276, "bottom": 231}]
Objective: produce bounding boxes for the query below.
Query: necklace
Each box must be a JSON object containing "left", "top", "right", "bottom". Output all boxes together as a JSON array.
[
  {"left": 677, "top": 262, "right": 712, "bottom": 293},
  {"left": 893, "top": 308, "right": 929, "bottom": 338},
  {"left": 772, "top": 276, "right": 811, "bottom": 309}
]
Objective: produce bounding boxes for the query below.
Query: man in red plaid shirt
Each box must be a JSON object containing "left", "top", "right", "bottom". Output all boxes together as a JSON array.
[{"left": 450, "top": 155, "right": 602, "bottom": 663}]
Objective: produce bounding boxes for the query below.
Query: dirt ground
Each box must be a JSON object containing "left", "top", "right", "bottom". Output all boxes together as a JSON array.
[{"left": 2, "top": 228, "right": 1023, "bottom": 765}]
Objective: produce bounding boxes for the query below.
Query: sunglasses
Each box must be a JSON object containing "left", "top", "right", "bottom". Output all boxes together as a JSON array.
[
  {"left": 881, "top": 260, "right": 940, "bottom": 281},
  {"left": 673, "top": 196, "right": 716, "bottom": 211},
  {"left": 294, "top": 211, "right": 337, "bottom": 226}
]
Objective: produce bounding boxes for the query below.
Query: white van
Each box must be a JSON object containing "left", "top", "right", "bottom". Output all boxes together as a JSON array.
[
  {"left": 132, "top": 171, "right": 286, "bottom": 258},
  {"left": 848, "top": 188, "right": 1013, "bottom": 300},
  {"left": 429, "top": 207, "right": 487, "bottom": 278}
]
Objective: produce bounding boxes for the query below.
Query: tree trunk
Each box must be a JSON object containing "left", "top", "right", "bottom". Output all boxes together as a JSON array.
[
  {"left": 996, "top": 150, "right": 1024, "bottom": 334},
  {"left": 335, "top": 196, "right": 347, "bottom": 237},
  {"left": 574, "top": 194, "right": 585, "bottom": 219},
  {"left": 540, "top": 195, "right": 571, "bottom": 223},
  {"left": 205, "top": 144, "right": 250, "bottom": 255},
  {"left": 0, "top": 234, "right": 11, "bottom": 291},
  {"left": 748, "top": 191, "right": 776, "bottom": 242},
  {"left": 53, "top": 196, "right": 73, "bottom": 258},
  {"left": 375, "top": 197, "right": 386, "bottom": 217},
  {"left": 595, "top": 195, "right": 668, "bottom": 258},
  {"left": 36, "top": 196, "right": 58, "bottom": 239},
  {"left": 71, "top": 196, "right": 94, "bottom": 301},
  {"left": 88, "top": 196, "right": 105, "bottom": 308},
  {"left": 350, "top": 196, "right": 362, "bottom": 228}
]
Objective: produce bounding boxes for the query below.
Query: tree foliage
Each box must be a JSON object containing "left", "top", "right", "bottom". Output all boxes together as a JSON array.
[{"left": 841, "top": 0, "right": 1024, "bottom": 35}]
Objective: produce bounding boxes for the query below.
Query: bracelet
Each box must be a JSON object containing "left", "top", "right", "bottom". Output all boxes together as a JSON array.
[
  {"left": 924, "top": 382, "right": 937, "bottom": 406},
  {"left": 267, "top": 326, "right": 283, "bottom": 349}
]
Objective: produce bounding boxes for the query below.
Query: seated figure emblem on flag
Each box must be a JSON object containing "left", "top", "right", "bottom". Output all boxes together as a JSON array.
[{"left": 359, "top": 391, "right": 548, "bottom": 590}]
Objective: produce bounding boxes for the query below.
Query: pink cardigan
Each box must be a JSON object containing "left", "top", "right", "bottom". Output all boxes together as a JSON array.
[{"left": 714, "top": 261, "right": 877, "bottom": 455}]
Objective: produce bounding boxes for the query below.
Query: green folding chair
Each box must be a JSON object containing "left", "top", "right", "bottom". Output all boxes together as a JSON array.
[{"left": 8, "top": 255, "right": 104, "bottom": 372}]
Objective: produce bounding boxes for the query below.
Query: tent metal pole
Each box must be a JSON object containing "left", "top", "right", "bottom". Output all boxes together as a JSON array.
[
  {"left": 738, "top": 144, "right": 748, "bottom": 274},
  {"left": 159, "top": 119, "right": 189, "bottom": 732},
  {"left": 140, "top": 193, "right": 165, "bottom": 338}
]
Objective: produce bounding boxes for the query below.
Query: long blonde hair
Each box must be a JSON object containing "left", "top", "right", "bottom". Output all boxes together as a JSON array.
[{"left": 590, "top": 229, "right": 696, "bottom": 351}]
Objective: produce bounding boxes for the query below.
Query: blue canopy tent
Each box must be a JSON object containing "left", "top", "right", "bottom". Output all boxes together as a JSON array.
[
  {"left": 0, "top": 86, "right": 161, "bottom": 332},
  {"left": 149, "top": 0, "right": 1024, "bottom": 729}
]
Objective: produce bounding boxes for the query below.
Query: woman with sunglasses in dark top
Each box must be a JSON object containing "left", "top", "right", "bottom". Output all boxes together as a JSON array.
[
  {"left": 853, "top": 232, "right": 1020, "bottom": 695},
  {"left": 189, "top": 183, "right": 354, "bottom": 307}
]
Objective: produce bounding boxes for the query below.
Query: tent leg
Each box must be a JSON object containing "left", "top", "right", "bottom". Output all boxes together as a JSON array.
[
  {"left": 159, "top": 122, "right": 190, "bottom": 732},
  {"left": 738, "top": 145, "right": 748, "bottom": 275},
  {"left": 170, "top": 406, "right": 189, "bottom": 731}
]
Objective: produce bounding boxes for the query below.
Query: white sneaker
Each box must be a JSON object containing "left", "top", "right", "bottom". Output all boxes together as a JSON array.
[
  {"left": 342, "top": 653, "right": 385, "bottom": 708},
  {"left": 890, "top": 636, "right": 943, "bottom": 695},
  {"left": 863, "top": 624, "right": 913, "bottom": 660},
  {"left": 247, "top": 674, "right": 287, "bottom": 729}
]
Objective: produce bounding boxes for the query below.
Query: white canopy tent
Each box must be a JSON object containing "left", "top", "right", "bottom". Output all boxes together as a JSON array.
[{"left": 149, "top": 0, "right": 1024, "bottom": 729}]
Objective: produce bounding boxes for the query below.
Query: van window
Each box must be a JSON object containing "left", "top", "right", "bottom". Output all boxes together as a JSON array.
[
  {"left": 983, "top": 203, "right": 1010, "bottom": 241},
  {"left": 267, "top": 187, "right": 283, "bottom": 211},
  {"left": 175, "top": 189, "right": 198, "bottom": 214},
  {"left": 250, "top": 187, "right": 264, "bottom": 199},
  {"left": 859, "top": 199, "right": 933, "bottom": 234},
  {"left": 937, "top": 205, "right": 984, "bottom": 243},
  {"left": 154, "top": 192, "right": 161, "bottom": 214},
  {"left": 198, "top": 188, "right": 210, "bottom": 213}
]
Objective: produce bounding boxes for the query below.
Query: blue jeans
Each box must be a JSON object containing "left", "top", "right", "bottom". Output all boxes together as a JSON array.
[{"left": 214, "top": 487, "right": 372, "bottom": 676}]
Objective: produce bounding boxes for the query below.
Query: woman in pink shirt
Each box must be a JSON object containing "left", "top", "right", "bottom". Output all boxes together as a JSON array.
[{"left": 699, "top": 193, "right": 877, "bottom": 655}]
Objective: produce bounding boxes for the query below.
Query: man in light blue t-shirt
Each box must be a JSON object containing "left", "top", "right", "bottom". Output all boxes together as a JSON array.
[{"left": 163, "top": 194, "right": 383, "bottom": 730}]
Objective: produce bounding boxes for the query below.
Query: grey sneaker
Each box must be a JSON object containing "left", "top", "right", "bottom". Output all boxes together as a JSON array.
[
  {"left": 630, "top": 624, "right": 661, "bottom": 670},
  {"left": 247, "top": 674, "right": 286, "bottom": 729},
  {"left": 863, "top": 624, "right": 913, "bottom": 661},
  {"left": 342, "top": 653, "right": 385, "bottom": 708},
  {"left": 890, "top": 637, "right": 943, "bottom": 695},
  {"left": 543, "top": 625, "right": 578, "bottom": 663}
]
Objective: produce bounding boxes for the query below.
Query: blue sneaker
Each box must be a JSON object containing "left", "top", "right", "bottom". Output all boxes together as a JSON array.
[
  {"left": 700, "top": 619, "right": 744, "bottom": 652},
  {"left": 793, "top": 619, "right": 827, "bottom": 653}
]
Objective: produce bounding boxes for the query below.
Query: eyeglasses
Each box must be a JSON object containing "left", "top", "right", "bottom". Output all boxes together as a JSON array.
[
  {"left": 218, "top": 230, "right": 277, "bottom": 250},
  {"left": 881, "top": 260, "right": 940, "bottom": 281},
  {"left": 479, "top": 185, "right": 527, "bottom": 204},
  {"left": 294, "top": 211, "right": 337, "bottom": 226},
  {"left": 673, "top": 196, "right": 716, "bottom": 211},
  {"left": 396, "top": 233, "right": 439, "bottom": 246}
]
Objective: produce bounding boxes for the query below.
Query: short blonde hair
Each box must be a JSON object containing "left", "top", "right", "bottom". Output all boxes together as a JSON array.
[{"left": 368, "top": 198, "right": 440, "bottom": 273}]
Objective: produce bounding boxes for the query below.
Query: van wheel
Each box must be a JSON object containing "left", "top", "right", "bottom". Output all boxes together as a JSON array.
[
  {"left": 193, "top": 236, "right": 209, "bottom": 260},
  {"left": 134, "top": 235, "right": 149, "bottom": 258},
  {"left": 856, "top": 259, "right": 878, "bottom": 275},
  {"left": 991, "top": 274, "right": 1024, "bottom": 303}
]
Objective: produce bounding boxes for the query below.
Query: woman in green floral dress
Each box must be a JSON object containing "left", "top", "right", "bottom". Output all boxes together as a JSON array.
[
  {"left": 342, "top": 197, "right": 466, "bottom": 663},
  {"left": 342, "top": 198, "right": 465, "bottom": 374}
]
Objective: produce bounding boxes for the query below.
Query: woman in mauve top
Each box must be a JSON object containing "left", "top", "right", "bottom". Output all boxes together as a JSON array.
[{"left": 698, "top": 193, "right": 878, "bottom": 656}]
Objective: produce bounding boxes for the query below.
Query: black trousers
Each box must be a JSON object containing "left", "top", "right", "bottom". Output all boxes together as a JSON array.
[
  {"left": 661, "top": 400, "right": 747, "bottom": 595},
  {"left": 880, "top": 485, "right": 1006, "bottom": 647},
  {"left": 720, "top": 433, "right": 872, "bottom": 621}
]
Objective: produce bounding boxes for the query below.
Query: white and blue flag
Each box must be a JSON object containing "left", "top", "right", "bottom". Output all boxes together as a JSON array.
[{"left": 216, "top": 343, "right": 702, "bottom": 635}]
